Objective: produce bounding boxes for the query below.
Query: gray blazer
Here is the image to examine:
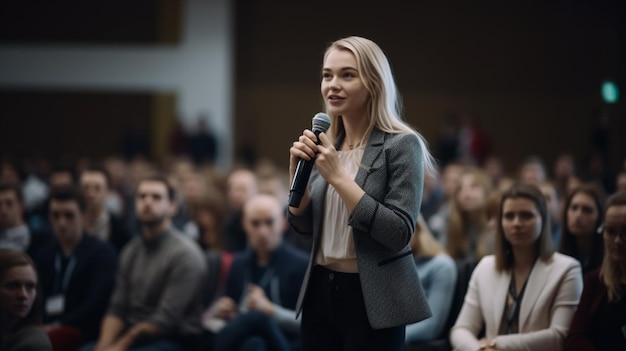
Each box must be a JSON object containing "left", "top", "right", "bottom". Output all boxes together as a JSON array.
[{"left": 288, "top": 128, "right": 432, "bottom": 329}]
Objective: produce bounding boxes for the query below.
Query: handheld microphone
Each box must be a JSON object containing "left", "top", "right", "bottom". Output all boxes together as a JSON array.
[{"left": 288, "top": 113, "right": 331, "bottom": 208}]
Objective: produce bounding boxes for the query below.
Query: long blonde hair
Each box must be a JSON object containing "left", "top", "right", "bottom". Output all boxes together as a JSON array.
[
  {"left": 322, "top": 36, "right": 436, "bottom": 176},
  {"left": 600, "top": 190, "right": 626, "bottom": 302},
  {"left": 446, "top": 168, "right": 493, "bottom": 260}
]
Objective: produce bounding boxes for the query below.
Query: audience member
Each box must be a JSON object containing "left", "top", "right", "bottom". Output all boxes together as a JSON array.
[
  {"left": 538, "top": 180, "right": 562, "bottom": 248},
  {"left": 420, "top": 166, "right": 445, "bottom": 223},
  {"left": 83, "top": 176, "right": 206, "bottom": 351},
  {"left": 405, "top": 216, "right": 457, "bottom": 344},
  {"left": 79, "top": 165, "right": 131, "bottom": 253},
  {"left": 553, "top": 153, "right": 577, "bottom": 197},
  {"left": 443, "top": 167, "right": 494, "bottom": 263},
  {"left": 428, "top": 162, "right": 465, "bottom": 240},
  {"left": 518, "top": 156, "right": 548, "bottom": 186},
  {"left": 211, "top": 194, "right": 308, "bottom": 351},
  {"left": 0, "top": 183, "right": 32, "bottom": 253},
  {"left": 35, "top": 186, "right": 117, "bottom": 350},
  {"left": 190, "top": 116, "right": 219, "bottom": 166},
  {"left": 483, "top": 155, "right": 507, "bottom": 190},
  {"left": 0, "top": 248, "right": 52, "bottom": 351},
  {"left": 450, "top": 182, "right": 583, "bottom": 351},
  {"left": 564, "top": 190, "right": 626, "bottom": 351},
  {"left": 560, "top": 184, "right": 605, "bottom": 275},
  {"left": 189, "top": 194, "right": 233, "bottom": 307},
  {"left": 224, "top": 168, "right": 259, "bottom": 253}
]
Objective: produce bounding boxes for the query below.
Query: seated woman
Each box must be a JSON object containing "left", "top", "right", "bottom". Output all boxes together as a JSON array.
[
  {"left": 405, "top": 216, "right": 457, "bottom": 344},
  {"left": 443, "top": 167, "right": 495, "bottom": 265},
  {"left": 0, "top": 249, "right": 52, "bottom": 351},
  {"left": 450, "top": 183, "right": 583, "bottom": 351},
  {"left": 559, "top": 184, "right": 605, "bottom": 275},
  {"left": 564, "top": 190, "right": 626, "bottom": 351}
]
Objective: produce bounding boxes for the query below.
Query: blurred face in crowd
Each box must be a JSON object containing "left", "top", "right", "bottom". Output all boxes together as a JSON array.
[
  {"left": 501, "top": 197, "right": 542, "bottom": 249},
  {"left": 135, "top": 181, "right": 174, "bottom": 228},
  {"left": 603, "top": 205, "right": 626, "bottom": 263},
  {"left": 49, "top": 200, "right": 84, "bottom": 246},
  {"left": 195, "top": 208, "right": 220, "bottom": 248},
  {"left": 80, "top": 171, "right": 108, "bottom": 212},
  {"left": 0, "top": 264, "right": 37, "bottom": 321},
  {"left": 243, "top": 195, "right": 284, "bottom": 259},
  {"left": 227, "top": 170, "right": 258, "bottom": 211},
  {"left": 442, "top": 164, "right": 464, "bottom": 198},
  {"left": 457, "top": 173, "right": 487, "bottom": 212},
  {"left": 554, "top": 154, "right": 575, "bottom": 180},
  {"left": 49, "top": 171, "right": 74, "bottom": 188},
  {"left": 538, "top": 182, "right": 559, "bottom": 222},
  {"left": 565, "top": 176, "right": 583, "bottom": 197},
  {"left": 0, "top": 190, "right": 23, "bottom": 230},
  {"left": 567, "top": 192, "right": 599, "bottom": 236},
  {"left": 520, "top": 162, "right": 546, "bottom": 186},
  {"left": 483, "top": 156, "right": 503, "bottom": 184}
]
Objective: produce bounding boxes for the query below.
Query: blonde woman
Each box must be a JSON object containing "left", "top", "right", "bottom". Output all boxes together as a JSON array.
[
  {"left": 564, "top": 190, "right": 626, "bottom": 351},
  {"left": 288, "top": 36, "right": 435, "bottom": 351}
]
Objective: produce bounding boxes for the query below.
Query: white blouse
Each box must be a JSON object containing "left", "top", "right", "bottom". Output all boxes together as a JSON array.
[{"left": 315, "top": 147, "right": 364, "bottom": 273}]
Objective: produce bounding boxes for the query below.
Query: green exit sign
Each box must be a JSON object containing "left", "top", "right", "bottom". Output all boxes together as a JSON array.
[{"left": 602, "top": 81, "right": 619, "bottom": 103}]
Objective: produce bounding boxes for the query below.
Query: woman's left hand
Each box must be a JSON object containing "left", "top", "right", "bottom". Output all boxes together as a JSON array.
[{"left": 315, "top": 132, "right": 347, "bottom": 186}]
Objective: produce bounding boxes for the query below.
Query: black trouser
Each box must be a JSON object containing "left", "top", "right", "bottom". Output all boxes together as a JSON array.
[{"left": 301, "top": 266, "right": 405, "bottom": 351}]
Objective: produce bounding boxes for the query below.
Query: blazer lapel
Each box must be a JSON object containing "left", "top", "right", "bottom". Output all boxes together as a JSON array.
[
  {"left": 519, "top": 258, "right": 551, "bottom": 329},
  {"left": 354, "top": 128, "right": 385, "bottom": 187},
  {"left": 492, "top": 269, "right": 511, "bottom": 331}
]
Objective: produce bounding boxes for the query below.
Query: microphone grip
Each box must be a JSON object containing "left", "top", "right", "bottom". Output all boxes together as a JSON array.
[{"left": 288, "top": 130, "right": 323, "bottom": 208}]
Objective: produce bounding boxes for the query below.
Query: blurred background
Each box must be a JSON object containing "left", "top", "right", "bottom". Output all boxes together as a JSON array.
[{"left": 0, "top": 0, "right": 624, "bottom": 181}]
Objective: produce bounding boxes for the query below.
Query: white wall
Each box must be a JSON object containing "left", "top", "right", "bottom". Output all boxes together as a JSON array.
[{"left": 0, "top": 0, "right": 234, "bottom": 168}]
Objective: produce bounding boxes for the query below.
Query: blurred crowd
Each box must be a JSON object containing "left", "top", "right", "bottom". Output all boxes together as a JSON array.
[{"left": 1, "top": 115, "right": 625, "bottom": 351}]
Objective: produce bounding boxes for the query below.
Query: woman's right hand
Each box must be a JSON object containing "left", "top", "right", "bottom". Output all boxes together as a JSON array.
[{"left": 289, "top": 129, "right": 319, "bottom": 175}]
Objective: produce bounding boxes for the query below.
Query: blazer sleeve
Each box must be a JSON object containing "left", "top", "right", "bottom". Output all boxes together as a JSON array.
[
  {"left": 287, "top": 199, "right": 314, "bottom": 237},
  {"left": 493, "top": 261, "right": 583, "bottom": 351},
  {"left": 563, "top": 271, "right": 602, "bottom": 351},
  {"left": 450, "top": 258, "right": 488, "bottom": 351},
  {"left": 349, "top": 133, "right": 423, "bottom": 252}
]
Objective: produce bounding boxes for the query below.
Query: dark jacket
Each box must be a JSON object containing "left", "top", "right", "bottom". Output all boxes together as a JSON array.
[
  {"left": 564, "top": 269, "right": 626, "bottom": 351},
  {"left": 34, "top": 234, "right": 117, "bottom": 341},
  {"left": 224, "top": 242, "right": 308, "bottom": 311}
]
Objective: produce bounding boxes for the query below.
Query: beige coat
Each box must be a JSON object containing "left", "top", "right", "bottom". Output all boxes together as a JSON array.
[{"left": 450, "top": 253, "right": 583, "bottom": 351}]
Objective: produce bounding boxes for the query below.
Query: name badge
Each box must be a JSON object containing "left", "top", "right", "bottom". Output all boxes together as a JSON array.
[{"left": 46, "top": 295, "right": 65, "bottom": 316}]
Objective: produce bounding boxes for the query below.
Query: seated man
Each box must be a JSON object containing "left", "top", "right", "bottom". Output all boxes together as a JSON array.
[
  {"left": 211, "top": 194, "right": 308, "bottom": 351},
  {"left": 34, "top": 186, "right": 117, "bottom": 350},
  {"left": 83, "top": 175, "right": 206, "bottom": 351},
  {"left": 79, "top": 165, "right": 131, "bottom": 253}
]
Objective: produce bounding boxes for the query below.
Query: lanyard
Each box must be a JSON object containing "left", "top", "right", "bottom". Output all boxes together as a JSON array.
[
  {"left": 504, "top": 266, "right": 533, "bottom": 334},
  {"left": 54, "top": 254, "right": 77, "bottom": 294}
]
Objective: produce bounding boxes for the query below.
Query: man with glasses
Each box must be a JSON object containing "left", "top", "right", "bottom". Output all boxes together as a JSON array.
[
  {"left": 34, "top": 185, "right": 117, "bottom": 350},
  {"left": 211, "top": 194, "right": 308, "bottom": 351}
]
